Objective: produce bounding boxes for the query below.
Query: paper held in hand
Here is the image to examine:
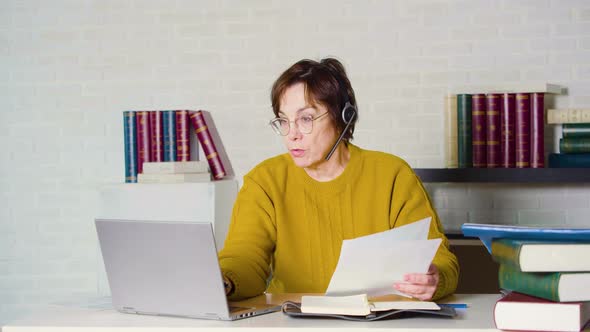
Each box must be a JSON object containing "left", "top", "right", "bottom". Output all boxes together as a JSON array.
[{"left": 326, "top": 217, "right": 441, "bottom": 298}]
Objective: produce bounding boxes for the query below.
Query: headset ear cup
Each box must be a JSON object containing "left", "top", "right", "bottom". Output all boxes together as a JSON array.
[{"left": 341, "top": 102, "right": 357, "bottom": 124}]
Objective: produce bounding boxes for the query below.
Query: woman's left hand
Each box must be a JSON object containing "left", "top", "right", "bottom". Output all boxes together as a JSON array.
[{"left": 393, "top": 264, "right": 439, "bottom": 301}]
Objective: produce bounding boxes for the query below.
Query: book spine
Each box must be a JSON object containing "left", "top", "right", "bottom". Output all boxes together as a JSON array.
[
  {"left": 515, "top": 93, "right": 530, "bottom": 168},
  {"left": 486, "top": 94, "right": 501, "bottom": 168},
  {"left": 457, "top": 94, "right": 473, "bottom": 168},
  {"left": 444, "top": 94, "right": 458, "bottom": 168},
  {"left": 136, "top": 111, "right": 151, "bottom": 174},
  {"left": 162, "top": 110, "right": 177, "bottom": 162},
  {"left": 149, "top": 110, "right": 164, "bottom": 162},
  {"left": 559, "top": 138, "right": 590, "bottom": 153},
  {"left": 123, "top": 111, "right": 138, "bottom": 183},
  {"left": 189, "top": 111, "right": 226, "bottom": 180},
  {"left": 491, "top": 239, "right": 523, "bottom": 271},
  {"left": 498, "top": 264, "right": 560, "bottom": 302},
  {"left": 549, "top": 153, "right": 590, "bottom": 167},
  {"left": 500, "top": 93, "right": 516, "bottom": 168},
  {"left": 563, "top": 123, "right": 590, "bottom": 138},
  {"left": 547, "top": 109, "right": 590, "bottom": 124},
  {"left": 472, "top": 94, "right": 487, "bottom": 168},
  {"left": 553, "top": 124, "right": 563, "bottom": 154},
  {"left": 175, "top": 110, "right": 191, "bottom": 161},
  {"left": 530, "top": 93, "right": 544, "bottom": 168}
]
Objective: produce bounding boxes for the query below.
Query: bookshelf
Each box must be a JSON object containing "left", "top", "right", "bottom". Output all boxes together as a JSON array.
[{"left": 413, "top": 168, "right": 590, "bottom": 183}]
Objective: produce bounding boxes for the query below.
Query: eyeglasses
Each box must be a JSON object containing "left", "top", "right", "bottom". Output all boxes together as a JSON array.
[{"left": 269, "top": 112, "right": 329, "bottom": 136}]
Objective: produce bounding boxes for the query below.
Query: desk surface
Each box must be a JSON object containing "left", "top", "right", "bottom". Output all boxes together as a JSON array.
[{"left": 3, "top": 294, "right": 500, "bottom": 331}]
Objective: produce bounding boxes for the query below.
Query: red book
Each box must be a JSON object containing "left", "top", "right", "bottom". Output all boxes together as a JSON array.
[
  {"left": 189, "top": 110, "right": 227, "bottom": 180},
  {"left": 175, "top": 110, "right": 191, "bottom": 161},
  {"left": 486, "top": 94, "right": 501, "bottom": 168},
  {"left": 149, "top": 111, "right": 164, "bottom": 162},
  {"left": 135, "top": 111, "right": 151, "bottom": 174},
  {"left": 515, "top": 93, "right": 531, "bottom": 168},
  {"left": 530, "top": 93, "right": 545, "bottom": 168},
  {"left": 500, "top": 93, "right": 516, "bottom": 168},
  {"left": 471, "top": 94, "right": 487, "bottom": 168},
  {"left": 494, "top": 291, "right": 590, "bottom": 332}
]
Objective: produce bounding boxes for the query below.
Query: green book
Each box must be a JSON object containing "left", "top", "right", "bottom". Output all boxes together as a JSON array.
[
  {"left": 498, "top": 264, "right": 590, "bottom": 302},
  {"left": 457, "top": 94, "right": 473, "bottom": 168},
  {"left": 563, "top": 123, "right": 590, "bottom": 138},
  {"left": 560, "top": 138, "right": 590, "bottom": 153},
  {"left": 491, "top": 238, "right": 590, "bottom": 272}
]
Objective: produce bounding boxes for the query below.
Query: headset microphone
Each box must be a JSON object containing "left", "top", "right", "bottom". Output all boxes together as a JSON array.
[{"left": 325, "top": 102, "right": 357, "bottom": 161}]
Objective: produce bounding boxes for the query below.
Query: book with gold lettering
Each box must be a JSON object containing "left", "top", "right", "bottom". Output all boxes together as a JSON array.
[{"left": 189, "top": 110, "right": 231, "bottom": 180}]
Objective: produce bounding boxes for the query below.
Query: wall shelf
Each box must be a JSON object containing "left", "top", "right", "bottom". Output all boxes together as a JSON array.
[{"left": 413, "top": 168, "right": 590, "bottom": 183}]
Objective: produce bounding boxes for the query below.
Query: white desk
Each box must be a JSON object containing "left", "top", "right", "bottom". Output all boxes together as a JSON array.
[{"left": 2, "top": 294, "right": 504, "bottom": 331}]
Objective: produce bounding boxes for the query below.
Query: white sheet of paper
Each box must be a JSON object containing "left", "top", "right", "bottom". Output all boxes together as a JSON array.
[{"left": 325, "top": 217, "right": 442, "bottom": 297}]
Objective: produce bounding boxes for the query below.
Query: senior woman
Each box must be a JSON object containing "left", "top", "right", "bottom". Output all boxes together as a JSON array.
[{"left": 218, "top": 58, "right": 458, "bottom": 301}]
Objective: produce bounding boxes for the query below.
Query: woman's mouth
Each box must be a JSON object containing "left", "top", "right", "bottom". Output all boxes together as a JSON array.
[{"left": 290, "top": 149, "right": 305, "bottom": 158}]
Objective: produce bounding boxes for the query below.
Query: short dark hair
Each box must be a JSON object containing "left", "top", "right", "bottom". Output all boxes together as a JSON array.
[{"left": 270, "top": 58, "right": 358, "bottom": 141}]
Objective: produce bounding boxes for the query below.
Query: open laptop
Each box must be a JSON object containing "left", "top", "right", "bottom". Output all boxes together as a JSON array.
[{"left": 95, "top": 219, "right": 280, "bottom": 320}]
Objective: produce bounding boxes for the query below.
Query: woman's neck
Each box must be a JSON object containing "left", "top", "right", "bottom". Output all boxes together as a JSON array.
[{"left": 304, "top": 143, "right": 350, "bottom": 182}]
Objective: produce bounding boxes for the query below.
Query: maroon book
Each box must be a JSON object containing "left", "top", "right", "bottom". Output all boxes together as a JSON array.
[
  {"left": 471, "top": 94, "right": 487, "bottom": 168},
  {"left": 175, "top": 110, "right": 191, "bottom": 161},
  {"left": 530, "top": 93, "right": 545, "bottom": 168},
  {"left": 135, "top": 111, "right": 151, "bottom": 174},
  {"left": 515, "top": 93, "right": 531, "bottom": 168},
  {"left": 494, "top": 291, "right": 590, "bottom": 332},
  {"left": 500, "top": 94, "right": 516, "bottom": 168},
  {"left": 149, "top": 111, "right": 164, "bottom": 162},
  {"left": 189, "top": 111, "right": 227, "bottom": 180},
  {"left": 486, "top": 94, "right": 501, "bottom": 168}
]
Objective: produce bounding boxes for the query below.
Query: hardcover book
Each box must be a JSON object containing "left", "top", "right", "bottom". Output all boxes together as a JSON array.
[
  {"left": 175, "top": 110, "right": 191, "bottom": 161},
  {"left": 530, "top": 93, "right": 545, "bottom": 168},
  {"left": 486, "top": 94, "right": 501, "bottom": 168},
  {"left": 136, "top": 111, "right": 152, "bottom": 174},
  {"left": 461, "top": 223, "right": 590, "bottom": 253},
  {"left": 563, "top": 124, "right": 590, "bottom": 138},
  {"left": 500, "top": 93, "right": 516, "bottom": 168},
  {"left": 189, "top": 110, "right": 232, "bottom": 180},
  {"left": 560, "top": 138, "right": 590, "bottom": 154},
  {"left": 471, "top": 94, "right": 487, "bottom": 168},
  {"left": 444, "top": 94, "right": 458, "bottom": 168},
  {"left": 549, "top": 153, "right": 590, "bottom": 168},
  {"left": 457, "top": 94, "right": 473, "bottom": 168},
  {"left": 123, "top": 111, "right": 138, "bottom": 183},
  {"left": 498, "top": 265, "right": 590, "bottom": 302},
  {"left": 162, "top": 110, "right": 177, "bottom": 162},
  {"left": 142, "top": 161, "right": 209, "bottom": 175},
  {"left": 515, "top": 93, "right": 530, "bottom": 168},
  {"left": 137, "top": 172, "right": 211, "bottom": 183},
  {"left": 492, "top": 238, "right": 590, "bottom": 272},
  {"left": 149, "top": 110, "right": 164, "bottom": 162},
  {"left": 494, "top": 291, "right": 590, "bottom": 332},
  {"left": 547, "top": 109, "right": 590, "bottom": 124}
]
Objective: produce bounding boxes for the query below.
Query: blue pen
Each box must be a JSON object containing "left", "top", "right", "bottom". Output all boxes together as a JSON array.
[{"left": 439, "top": 303, "right": 468, "bottom": 309}]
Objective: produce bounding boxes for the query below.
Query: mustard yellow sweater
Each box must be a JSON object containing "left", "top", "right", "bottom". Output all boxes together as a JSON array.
[{"left": 219, "top": 144, "right": 458, "bottom": 300}]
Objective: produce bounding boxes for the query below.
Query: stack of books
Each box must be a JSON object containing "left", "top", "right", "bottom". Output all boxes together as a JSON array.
[
  {"left": 547, "top": 109, "right": 590, "bottom": 168},
  {"left": 444, "top": 83, "right": 564, "bottom": 169},
  {"left": 138, "top": 161, "right": 211, "bottom": 183},
  {"left": 462, "top": 223, "right": 590, "bottom": 332},
  {"left": 123, "top": 110, "right": 229, "bottom": 183}
]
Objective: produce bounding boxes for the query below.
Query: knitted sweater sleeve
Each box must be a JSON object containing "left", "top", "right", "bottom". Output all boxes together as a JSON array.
[
  {"left": 388, "top": 164, "right": 459, "bottom": 300},
  {"left": 218, "top": 174, "right": 276, "bottom": 300}
]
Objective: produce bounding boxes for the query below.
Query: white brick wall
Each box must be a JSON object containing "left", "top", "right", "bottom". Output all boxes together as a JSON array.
[{"left": 2, "top": 0, "right": 590, "bottom": 324}]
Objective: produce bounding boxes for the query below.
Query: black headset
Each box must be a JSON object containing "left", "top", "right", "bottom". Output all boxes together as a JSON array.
[{"left": 324, "top": 78, "right": 357, "bottom": 161}]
